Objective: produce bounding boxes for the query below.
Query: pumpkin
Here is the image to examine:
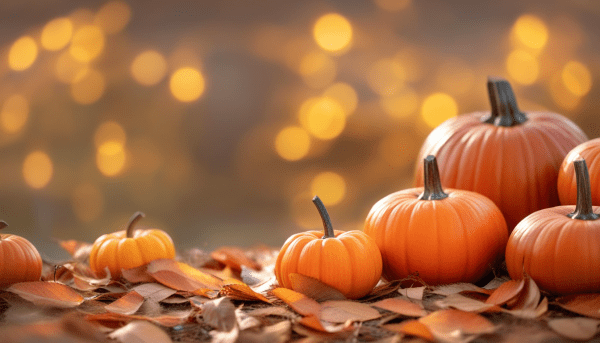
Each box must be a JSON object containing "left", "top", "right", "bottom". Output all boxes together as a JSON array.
[
  {"left": 414, "top": 77, "right": 587, "bottom": 232},
  {"left": 89, "top": 212, "right": 176, "bottom": 278},
  {"left": 0, "top": 221, "right": 42, "bottom": 287},
  {"left": 364, "top": 155, "right": 508, "bottom": 285},
  {"left": 275, "top": 196, "right": 382, "bottom": 299},
  {"left": 506, "top": 159, "right": 600, "bottom": 294},
  {"left": 558, "top": 138, "right": 600, "bottom": 206}
]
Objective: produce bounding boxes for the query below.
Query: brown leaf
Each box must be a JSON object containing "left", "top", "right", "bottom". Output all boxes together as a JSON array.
[
  {"left": 371, "top": 297, "right": 427, "bottom": 317},
  {"left": 219, "top": 283, "right": 271, "bottom": 303},
  {"left": 57, "top": 239, "right": 93, "bottom": 261},
  {"left": 235, "top": 308, "right": 262, "bottom": 330},
  {"left": 272, "top": 287, "right": 321, "bottom": 317},
  {"left": 209, "top": 326, "right": 239, "bottom": 343},
  {"left": 238, "top": 320, "right": 292, "bottom": 343},
  {"left": 383, "top": 320, "right": 435, "bottom": 341},
  {"left": 132, "top": 283, "right": 177, "bottom": 303},
  {"left": 504, "top": 276, "right": 545, "bottom": 318},
  {"left": 108, "top": 320, "right": 173, "bottom": 343},
  {"left": 362, "top": 280, "right": 403, "bottom": 301},
  {"left": 547, "top": 317, "right": 600, "bottom": 341},
  {"left": 555, "top": 293, "right": 600, "bottom": 319},
  {"left": 319, "top": 300, "right": 382, "bottom": 323},
  {"left": 398, "top": 286, "right": 426, "bottom": 300},
  {"left": 418, "top": 309, "right": 496, "bottom": 339},
  {"left": 485, "top": 279, "right": 525, "bottom": 306},
  {"left": 201, "top": 297, "right": 238, "bottom": 332},
  {"left": 289, "top": 273, "right": 347, "bottom": 302},
  {"left": 210, "top": 246, "right": 262, "bottom": 272},
  {"left": 105, "top": 291, "right": 145, "bottom": 315},
  {"left": 7, "top": 281, "right": 84, "bottom": 308},
  {"left": 85, "top": 309, "right": 193, "bottom": 328},
  {"left": 432, "top": 283, "right": 494, "bottom": 297},
  {"left": 246, "top": 306, "right": 297, "bottom": 319},
  {"left": 146, "top": 258, "right": 223, "bottom": 292},
  {"left": 434, "top": 293, "right": 500, "bottom": 313},
  {"left": 299, "top": 314, "right": 355, "bottom": 333},
  {"left": 122, "top": 264, "right": 155, "bottom": 284}
]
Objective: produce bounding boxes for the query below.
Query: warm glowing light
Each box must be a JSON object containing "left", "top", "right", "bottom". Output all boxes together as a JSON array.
[
  {"left": 23, "top": 151, "right": 53, "bottom": 189},
  {"left": 303, "top": 97, "right": 346, "bottom": 140},
  {"left": 94, "top": 1, "right": 131, "bottom": 34},
  {"left": 313, "top": 13, "right": 353, "bottom": 52},
  {"left": 310, "top": 172, "right": 346, "bottom": 205},
  {"left": 367, "top": 58, "right": 406, "bottom": 96},
  {"left": 374, "top": 0, "right": 412, "bottom": 11},
  {"left": 561, "top": 61, "right": 592, "bottom": 97},
  {"left": 323, "top": 83, "right": 358, "bottom": 115},
  {"left": 8, "top": 36, "right": 38, "bottom": 71},
  {"left": 96, "top": 141, "right": 126, "bottom": 177},
  {"left": 70, "top": 69, "right": 105, "bottom": 104},
  {"left": 131, "top": 50, "right": 168, "bottom": 86},
  {"left": 380, "top": 89, "right": 419, "bottom": 118},
  {"left": 550, "top": 73, "right": 580, "bottom": 111},
  {"left": 506, "top": 50, "right": 539, "bottom": 85},
  {"left": 69, "top": 25, "right": 105, "bottom": 62},
  {"left": 299, "top": 51, "right": 337, "bottom": 89},
  {"left": 55, "top": 51, "right": 89, "bottom": 84},
  {"left": 71, "top": 183, "right": 103, "bottom": 222},
  {"left": 41, "top": 18, "right": 73, "bottom": 51},
  {"left": 94, "top": 121, "right": 126, "bottom": 148},
  {"left": 275, "top": 126, "right": 311, "bottom": 161},
  {"left": 421, "top": 93, "right": 458, "bottom": 128},
  {"left": 1, "top": 94, "right": 29, "bottom": 133},
  {"left": 169, "top": 67, "right": 206, "bottom": 102},
  {"left": 512, "top": 14, "right": 548, "bottom": 49}
]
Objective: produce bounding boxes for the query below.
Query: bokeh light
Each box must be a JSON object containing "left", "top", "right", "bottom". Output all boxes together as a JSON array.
[
  {"left": 275, "top": 126, "right": 311, "bottom": 161},
  {"left": 421, "top": 93, "right": 458, "bottom": 128},
  {"left": 70, "top": 69, "right": 105, "bottom": 104},
  {"left": 94, "top": 1, "right": 132, "bottom": 35},
  {"left": 299, "top": 51, "right": 337, "bottom": 89},
  {"left": 55, "top": 51, "right": 89, "bottom": 84},
  {"left": 94, "top": 121, "right": 126, "bottom": 148},
  {"left": 367, "top": 58, "right": 406, "bottom": 96},
  {"left": 310, "top": 172, "right": 346, "bottom": 206},
  {"left": 169, "top": 67, "right": 206, "bottom": 102},
  {"left": 323, "top": 82, "right": 358, "bottom": 115},
  {"left": 71, "top": 183, "right": 104, "bottom": 222},
  {"left": 512, "top": 14, "right": 548, "bottom": 50},
  {"left": 380, "top": 89, "right": 419, "bottom": 118},
  {"left": 374, "top": 0, "right": 412, "bottom": 12},
  {"left": 302, "top": 97, "right": 346, "bottom": 140},
  {"left": 69, "top": 25, "right": 105, "bottom": 62},
  {"left": 1, "top": 94, "right": 29, "bottom": 134},
  {"left": 23, "top": 151, "right": 53, "bottom": 189},
  {"left": 131, "top": 50, "right": 168, "bottom": 86},
  {"left": 313, "top": 13, "right": 353, "bottom": 52},
  {"left": 96, "top": 141, "right": 127, "bottom": 177},
  {"left": 8, "top": 36, "right": 38, "bottom": 71},
  {"left": 550, "top": 73, "right": 580, "bottom": 111},
  {"left": 561, "top": 61, "right": 592, "bottom": 97},
  {"left": 41, "top": 17, "right": 73, "bottom": 51},
  {"left": 506, "top": 50, "right": 539, "bottom": 85}
]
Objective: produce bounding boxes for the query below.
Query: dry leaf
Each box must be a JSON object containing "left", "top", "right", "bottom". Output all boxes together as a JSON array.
[
  {"left": 383, "top": 320, "right": 435, "bottom": 341},
  {"left": 122, "top": 264, "right": 155, "bottom": 284},
  {"left": 272, "top": 287, "right": 321, "bottom": 317},
  {"left": 485, "top": 279, "right": 525, "bottom": 306},
  {"left": 483, "top": 276, "right": 511, "bottom": 290},
  {"left": 299, "top": 314, "right": 355, "bottom": 333},
  {"left": 547, "top": 317, "right": 600, "bottom": 341},
  {"left": 210, "top": 326, "right": 239, "bottom": 343},
  {"left": 105, "top": 291, "right": 145, "bottom": 315},
  {"left": 201, "top": 297, "right": 238, "bottom": 332},
  {"left": 85, "top": 310, "right": 192, "bottom": 328},
  {"left": 108, "top": 320, "right": 173, "bottom": 343},
  {"left": 419, "top": 309, "right": 496, "bottom": 340},
  {"left": 289, "top": 273, "right": 347, "bottom": 302},
  {"left": 398, "top": 286, "right": 426, "bottom": 300},
  {"left": 7, "top": 281, "right": 84, "bottom": 308},
  {"left": 319, "top": 300, "right": 382, "bottom": 323},
  {"left": 235, "top": 308, "right": 261, "bottom": 330},
  {"left": 241, "top": 264, "right": 275, "bottom": 286},
  {"left": 555, "top": 293, "right": 600, "bottom": 319},
  {"left": 57, "top": 239, "right": 93, "bottom": 261},
  {"left": 246, "top": 306, "right": 297, "bottom": 319},
  {"left": 434, "top": 293, "right": 499, "bottom": 313},
  {"left": 371, "top": 297, "right": 426, "bottom": 317},
  {"left": 210, "top": 246, "right": 262, "bottom": 272},
  {"left": 237, "top": 320, "right": 291, "bottom": 343},
  {"left": 132, "top": 283, "right": 177, "bottom": 303},
  {"left": 219, "top": 283, "right": 271, "bottom": 303},
  {"left": 363, "top": 280, "right": 403, "bottom": 301},
  {"left": 504, "top": 276, "right": 545, "bottom": 318},
  {"left": 432, "top": 283, "right": 494, "bottom": 297},
  {"left": 146, "top": 259, "right": 223, "bottom": 292}
]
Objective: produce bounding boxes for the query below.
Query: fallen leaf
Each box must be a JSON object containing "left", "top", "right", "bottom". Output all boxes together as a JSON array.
[
  {"left": 146, "top": 259, "right": 223, "bottom": 292},
  {"left": 57, "top": 239, "right": 93, "bottom": 261},
  {"left": 209, "top": 326, "right": 239, "bottom": 343},
  {"left": 219, "top": 283, "right": 271, "bottom": 303},
  {"left": 105, "top": 291, "right": 145, "bottom": 315},
  {"left": 7, "top": 281, "right": 84, "bottom": 308},
  {"left": 241, "top": 264, "right": 275, "bottom": 286},
  {"left": 289, "top": 273, "right": 347, "bottom": 302},
  {"left": 201, "top": 297, "right": 238, "bottom": 332},
  {"left": 272, "top": 287, "right": 321, "bottom": 317},
  {"left": 108, "top": 320, "right": 173, "bottom": 343},
  {"left": 505, "top": 276, "right": 544, "bottom": 318},
  {"left": 319, "top": 300, "right": 382, "bottom": 323},
  {"left": 246, "top": 306, "right": 297, "bottom": 319},
  {"left": 299, "top": 314, "right": 354, "bottom": 333},
  {"left": 547, "top": 317, "right": 600, "bottom": 341},
  {"left": 371, "top": 297, "right": 427, "bottom": 317},
  {"left": 236, "top": 308, "right": 261, "bottom": 330},
  {"left": 383, "top": 320, "right": 435, "bottom": 341},
  {"left": 555, "top": 293, "right": 600, "bottom": 319},
  {"left": 132, "top": 283, "right": 177, "bottom": 303},
  {"left": 238, "top": 320, "right": 292, "bottom": 343},
  {"left": 485, "top": 279, "right": 525, "bottom": 306},
  {"left": 362, "top": 280, "right": 403, "bottom": 301},
  {"left": 435, "top": 293, "right": 499, "bottom": 313},
  {"left": 122, "top": 264, "right": 155, "bottom": 284},
  {"left": 419, "top": 309, "right": 496, "bottom": 339},
  {"left": 85, "top": 309, "right": 192, "bottom": 328},
  {"left": 432, "top": 283, "right": 494, "bottom": 296},
  {"left": 398, "top": 286, "right": 426, "bottom": 300},
  {"left": 211, "top": 246, "right": 262, "bottom": 272}
]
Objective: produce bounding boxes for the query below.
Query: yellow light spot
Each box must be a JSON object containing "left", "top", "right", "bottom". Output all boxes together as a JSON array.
[
  {"left": 310, "top": 172, "right": 346, "bottom": 205},
  {"left": 298, "top": 97, "right": 320, "bottom": 129},
  {"left": 561, "top": 61, "right": 592, "bottom": 97},
  {"left": 550, "top": 73, "right": 580, "bottom": 111},
  {"left": 55, "top": 51, "right": 89, "bottom": 84},
  {"left": 512, "top": 14, "right": 548, "bottom": 49},
  {"left": 23, "top": 151, "right": 53, "bottom": 189},
  {"left": 275, "top": 126, "right": 311, "bottom": 161},
  {"left": 8, "top": 36, "right": 38, "bottom": 71},
  {"left": 41, "top": 17, "right": 73, "bottom": 51},
  {"left": 1, "top": 94, "right": 29, "bottom": 133},
  {"left": 71, "top": 183, "right": 103, "bottom": 222},
  {"left": 303, "top": 97, "right": 346, "bottom": 140},
  {"left": 94, "top": 121, "right": 126, "bottom": 148},
  {"left": 169, "top": 67, "right": 205, "bottom": 102},
  {"left": 506, "top": 50, "right": 539, "bottom": 85},
  {"left": 70, "top": 69, "right": 105, "bottom": 104},
  {"left": 380, "top": 89, "right": 419, "bottom": 118},
  {"left": 374, "top": 0, "right": 412, "bottom": 11},
  {"left": 69, "top": 25, "right": 105, "bottom": 62},
  {"left": 96, "top": 141, "right": 126, "bottom": 177},
  {"left": 313, "top": 13, "right": 353, "bottom": 52},
  {"left": 131, "top": 50, "right": 168, "bottom": 86},
  {"left": 94, "top": 1, "right": 131, "bottom": 34},
  {"left": 299, "top": 51, "right": 337, "bottom": 89},
  {"left": 323, "top": 82, "right": 358, "bottom": 115},
  {"left": 367, "top": 58, "right": 406, "bottom": 96},
  {"left": 421, "top": 93, "right": 458, "bottom": 128}
]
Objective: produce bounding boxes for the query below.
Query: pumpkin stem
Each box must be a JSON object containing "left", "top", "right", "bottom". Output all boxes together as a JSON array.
[
  {"left": 312, "top": 196, "right": 335, "bottom": 239},
  {"left": 0, "top": 221, "right": 7, "bottom": 239},
  {"left": 126, "top": 212, "right": 146, "bottom": 238},
  {"left": 482, "top": 77, "right": 527, "bottom": 127},
  {"left": 419, "top": 155, "right": 448, "bottom": 201},
  {"left": 567, "top": 159, "right": 599, "bottom": 221}
]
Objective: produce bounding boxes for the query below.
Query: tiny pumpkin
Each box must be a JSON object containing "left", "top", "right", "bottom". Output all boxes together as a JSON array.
[
  {"left": 506, "top": 159, "right": 600, "bottom": 295},
  {"left": 0, "top": 221, "right": 42, "bottom": 287},
  {"left": 275, "top": 196, "right": 382, "bottom": 299},
  {"left": 558, "top": 138, "right": 600, "bottom": 206},
  {"left": 365, "top": 155, "right": 508, "bottom": 285},
  {"left": 89, "top": 212, "right": 176, "bottom": 278}
]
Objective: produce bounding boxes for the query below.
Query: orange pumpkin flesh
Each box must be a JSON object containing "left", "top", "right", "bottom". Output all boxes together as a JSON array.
[
  {"left": 365, "top": 156, "right": 508, "bottom": 285},
  {"left": 0, "top": 221, "right": 43, "bottom": 287},
  {"left": 275, "top": 196, "right": 382, "bottom": 300},
  {"left": 558, "top": 138, "right": 600, "bottom": 206},
  {"left": 506, "top": 159, "right": 600, "bottom": 295},
  {"left": 89, "top": 212, "right": 175, "bottom": 278}
]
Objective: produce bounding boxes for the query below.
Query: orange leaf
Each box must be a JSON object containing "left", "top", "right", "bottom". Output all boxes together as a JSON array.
[
  {"left": 220, "top": 283, "right": 271, "bottom": 303},
  {"left": 289, "top": 273, "right": 346, "bottom": 302},
  {"left": 7, "top": 281, "right": 84, "bottom": 308},
  {"left": 122, "top": 264, "right": 155, "bottom": 284},
  {"left": 547, "top": 317, "right": 600, "bottom": 341},
  {"left": 272, "top": 287, "right": 321, "bottom": 316},
  {"left": 105, "top": 290, "right": 145, "bottom": 315},
  {"left": 132, "top": 283, "right": 177, "bottom": 303},
  {"left": 146, "top": 259, "right": 223, "bottom": 292},
  {"left": 383, "top": 320, "right": 435, "bottom": 341},
  {"left": 85, "top": 310, "right": 193, "bottom": 328},
  {"left": 299, "top": 315, "right": 354, "bottom": 333},
  {"left": 555, "top": 293, "right": 600, "bottom": 319},
  {"left": 485, "top": 279, "right": 525, "bottom": 305},
  {"left": 57, "top": 239, "right": 92, "bottom": 261},
  {"left": 210, "top": 246, "right": 262, "bottom": 272},
  {"left": 371, "top": 297, "right": 427, "bottom": 317},
  {"left": 319, "top": 300, "right": 382, "bottom": 323},
  {"left": 108, "top": 320, "right": 173, "bottom": 343},
  {"left": 418, "top": 309, "right": 496, "bottom": 339}
]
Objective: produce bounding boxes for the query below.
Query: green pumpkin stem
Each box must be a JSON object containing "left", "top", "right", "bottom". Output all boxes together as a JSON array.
[
  {"left": 312, "top": 196, "right": 335, "bottom": 239},
  {"left": 482, "top": 77, "right": 528, "bottom": 127},
  {"left": 419, "top": 155, "right": 448, "bottom": 201},
  {"left": 126, "top": 212, "right": 146, "bottom": 238},
  {"left": 568, "top": 159, "right": 599, "bottom": 221}
]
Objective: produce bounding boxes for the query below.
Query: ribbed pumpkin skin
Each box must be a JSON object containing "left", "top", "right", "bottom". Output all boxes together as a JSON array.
[
  {"left": 415, "top": 112, "right": 587, "bottom": 232},
  {"left": 506, "top": 206, "right": 600, "bottom": 295},
  {"left": 364, "top": 188, "right": 508, "bottom": 285},
  {"left": 0, "top": 234, "right": 42, "bottom": 287},
  {"left": 89, "top": 229, "right": 175, "bottom": 278},
  {"left": 275, "top": 230, "right": 382, "bottom": 300},
  {"left": 558, "top": 138, "right": 600, "bottom": 206}
]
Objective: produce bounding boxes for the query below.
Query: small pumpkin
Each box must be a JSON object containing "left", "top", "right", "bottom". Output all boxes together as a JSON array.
[
  {"left": 506, "top": 159, "right": 600, "bottom": 294},
  {"left": 275, "top": 196, "right": 382, "bottom": 299},
  {"left": 415, "top": 77, "right": 588, "bottom": 232},
  {"left": 365, "top": 155, "right": 508, "bottom": 285},
  {"left": 89, "top": 212, "right": 176, "bottom": 278},
  {"left": 558, "top": 138, "right": 600, "bottom": 206},
  {"left": 0, "top": 221, "right": 42, "bottom": 287}
]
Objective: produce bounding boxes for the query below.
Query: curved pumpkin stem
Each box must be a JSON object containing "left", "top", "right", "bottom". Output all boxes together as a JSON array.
[
  {"left": 419, "top": 155, "right": 448, "bottom": 201},
  {"left": 312, "top": 196, "right": 335, "bottom": 239},
  {"left": 568, "top": 159, "right": 599, "bottom": 221},
  {"left": 482, "top": 77, "right": 528, "bottom": 127},
  {"left": 126, "top": 212, "right": 146, "bottom": 238}
]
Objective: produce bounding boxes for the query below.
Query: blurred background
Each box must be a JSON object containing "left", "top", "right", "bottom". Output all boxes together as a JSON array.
[{"left": 0, "top": 0, "right": 599, "bottom": 260}]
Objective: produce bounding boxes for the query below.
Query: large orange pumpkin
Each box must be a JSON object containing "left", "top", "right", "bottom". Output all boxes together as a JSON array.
[
  {"left": 558, "top": 138, "right": 600, "bottom": 206},
  {"left": 89, "top": 212, "right": 176, "bottom": 278},
  {"left": 365, "top": 155, "right": 508, "bottom": 285},
  {"left": 275, "top": 196, "right": 382, "bottom": 299},
  {"left": 0, "top": 221, "right": 42, "bottom": 287},
  {"left": 415, "top": 78, "right": 587, "bottom": 232},
  {"left": 506, "top": 159, "right": 600, "bottom": 294}
]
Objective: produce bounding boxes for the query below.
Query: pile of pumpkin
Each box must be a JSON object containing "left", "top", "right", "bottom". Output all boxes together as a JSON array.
[{"left": 2, "top": 77, "right": 599, "bottom": 302}]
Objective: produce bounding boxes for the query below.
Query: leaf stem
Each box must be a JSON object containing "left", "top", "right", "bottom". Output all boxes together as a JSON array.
[
  {"left": 418, "top": 155, "right": 448, "bottom": 201},
  {"left": 568, "top": 159, "right": 599, "bottom": 221},
  {"left": 312, "top": 196, "right": 335, "bottom": 239},
  {"left": 482, "top": 77, "right": 527, "bottom": 127},
  {"left": 126, "top": 212, "right": 146, "bottom": 238}
]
